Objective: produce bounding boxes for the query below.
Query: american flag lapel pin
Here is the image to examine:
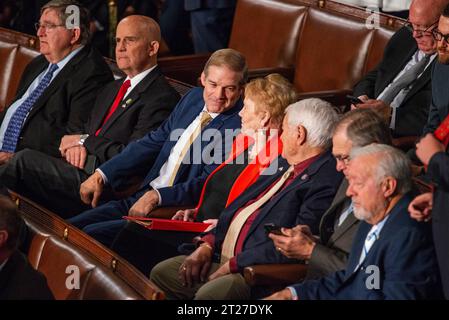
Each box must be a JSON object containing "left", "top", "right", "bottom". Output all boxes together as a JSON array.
[{"left": 122, "top": 98, "right": 133, "bottom": 108}]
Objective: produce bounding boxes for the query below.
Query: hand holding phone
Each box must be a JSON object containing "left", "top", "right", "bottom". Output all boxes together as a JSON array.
[
  {"left": 264, "top": 223, "right": 283, "bottom": 236},
  {"left": 346, "top": 95, "right": 363, "bottom": 105}
]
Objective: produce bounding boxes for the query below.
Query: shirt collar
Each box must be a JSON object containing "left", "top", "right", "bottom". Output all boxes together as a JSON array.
[
  {"left": 54, "top": 45, "right": 84, "bottom": 70},
  {"left": 125, "top": 64, "right": 157, "bottom": 88},
  {"left": 292, "top": 153, "right": 321, "bottom": 178},
  {"left": 202, "top": 105, "right": 220, "bottom": 119}
]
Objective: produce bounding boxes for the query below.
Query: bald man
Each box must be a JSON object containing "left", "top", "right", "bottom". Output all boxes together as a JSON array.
[
  {"left": 1, "top": 15, "right": 180, "bottom": 217},
  {"left": 353, "top": 0, "right": 448, "bottom": 146}
]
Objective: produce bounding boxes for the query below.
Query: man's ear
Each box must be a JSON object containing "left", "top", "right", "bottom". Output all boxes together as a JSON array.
[
  {"left": 297, "top": 125, "right": 307, "bottom": 146},
  {"left": 0, "top": 230, "right": 8, "bottom": 248},
  {"left": 200, "top": 72, "right": 207, "bottom": 87},
  {"left": 148, "top": 40, "right": 159, "bottom": 57},
  {"left": 70, "top": 27, "right": 81, "bottom": 45},
  {"left": 382, "top": 177, "right": 397, "bottom": 198}
]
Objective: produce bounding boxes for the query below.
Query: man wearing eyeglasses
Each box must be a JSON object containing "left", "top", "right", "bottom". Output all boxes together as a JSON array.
[
  {"left": 0, "top": 0, "right": 112, "bottom": 167},
  {"left": 409, "top": 3, "right": 449, "bottom": 299},
  {"left": 352, "top": 0, "right": 449, "bottom": 149}
]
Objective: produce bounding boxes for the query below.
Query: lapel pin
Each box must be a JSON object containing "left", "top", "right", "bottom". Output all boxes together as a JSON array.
[
  {"left": 301, "top": 174, "right": 308, "bottom": 180},
  {"left": 121, "top": 98, "right": 133, "bottom": 108},
  {"left": 278, "top": 167, "right": 284, "bottom": 171}
]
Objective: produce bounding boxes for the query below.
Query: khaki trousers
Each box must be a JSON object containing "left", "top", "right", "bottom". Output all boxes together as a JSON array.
[{"left": 150, "top": 255, "right": 251, "bottom": 300}]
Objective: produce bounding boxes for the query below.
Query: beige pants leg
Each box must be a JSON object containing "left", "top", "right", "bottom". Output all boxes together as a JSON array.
[
  {"left": 150, "top": 255, "right": 251, "bottom": 300},
  {"left": 150, "top": 255, "right": 220, "bottom": 300}
]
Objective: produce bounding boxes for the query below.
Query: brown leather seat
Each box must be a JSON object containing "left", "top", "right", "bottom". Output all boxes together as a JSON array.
[{"left": 10, "top": 191, "right": 165, "bottom": 300}]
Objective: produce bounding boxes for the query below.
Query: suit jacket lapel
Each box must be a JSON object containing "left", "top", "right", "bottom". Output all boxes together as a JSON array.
[
  {"left": 24, "top": 46, "right": 88, "bottom": 125},
  {"left": 98, "top": 67, "right": 163, "bottom": 135},
  {"left": 328, "top": 213, "right": 359, "bottom": 245},
  {"left": 245, "top": 153, "right": 331, "bottom": 240},
  {"left": 401, "top": 59, "right": 434, "bottom": 106},
  {"left": 377, "top": 44, "right": 417, "bottom": 97}
]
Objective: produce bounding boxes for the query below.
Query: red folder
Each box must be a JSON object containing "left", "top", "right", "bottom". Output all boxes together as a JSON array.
[
  {"left": 434, "top": 114, "right": 449, "bottom": 147},
  {"left": 123, "top": 216, "right": 211, "bottom": 233}
]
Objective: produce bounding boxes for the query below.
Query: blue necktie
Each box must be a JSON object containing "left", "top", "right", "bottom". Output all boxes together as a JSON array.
[
  {"left": 1, "top": 63, "right": 59, "bottom": 152},
  {"left": 354, "top": 227, "right": 379, "bottom": 272}
]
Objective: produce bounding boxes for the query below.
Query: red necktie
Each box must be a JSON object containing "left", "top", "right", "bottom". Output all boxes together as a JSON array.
[
  {"left": 434, "top": 114, "right": 449, "bottom": 147},
  {"left": 95, "top": 79, "right": 131, "bottom": 136}
]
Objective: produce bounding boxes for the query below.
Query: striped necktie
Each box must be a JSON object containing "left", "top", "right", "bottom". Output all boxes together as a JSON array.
[
  {"left": 167, "top": 111, "right": 212, "bottom": 186},
  {"left": 1, "top": 63, "right": 59, "bottom": 152},
  {"left": 354, "top": 227, "right": 379, "bottom": 272}
]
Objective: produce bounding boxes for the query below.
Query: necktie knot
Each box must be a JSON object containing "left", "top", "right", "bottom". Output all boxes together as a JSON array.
[
  {"left": 121, "top": 79, "right": 131, "bottom": 91},
  {"left": 199, "top": 111, "right": 212, "bottom": 129}
]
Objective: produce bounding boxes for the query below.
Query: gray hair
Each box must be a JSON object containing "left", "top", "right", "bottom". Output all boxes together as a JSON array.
[
  {"left": 41, "top": 0, "right": 90, "bottom": 45},
  {"left": 350, "top": 144, "right": 412, "bottom": 195},
  {"left": 335, "top": 109, "right": 392, "bottom": 147},
  {"left": 285, "top": 98, "right": 339, "bottom": 149}
]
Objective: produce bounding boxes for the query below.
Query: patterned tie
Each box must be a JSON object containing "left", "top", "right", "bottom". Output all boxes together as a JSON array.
[
  {"left": 380, "top": 54, "right": 431, "bottom": 105},
  {"left": 167, "top": 111, "right": 212, "bottom": 186},
  {"left": 95, "top": 79, "right": 131, "bottom": 136},
  {"left": 220, "top": 165, "right": 294, "bottom": 263},
  {"left": 354, "top": 227, "right": 379, "bottom": 272},
  {"left": 1, "top": 64, "right": 59, "bottom": 152}
]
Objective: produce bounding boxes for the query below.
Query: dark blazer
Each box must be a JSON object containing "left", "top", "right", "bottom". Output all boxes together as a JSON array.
[
  {"left": 83, "top": 66, "right": 180, "bottom": 169},
  {"left": 99, "top": 87, "right": 242, "bottom": 207},
  {"left": 210, "top": 153, "right": 343, "bottom": 271},
  {"left": 0, "top": 251, "right": 54, "bottom": 300},
  {"left": 428, "top": 151, "right": 449, "bottom": 299},
  {"left": 307, "top": 179, "right": 360, "bottom": 280},
  {"left": 0, "top": 45, "right": 113, "bottom": 157},
  {"left": 353, "top": 27, "right": 434, "bottom": 138},
  {"left": 422, "top": 61, "right": 449, "bottom": 134},
  {"left": 293, "top": 194, "right": 443, "bottom": 300}
]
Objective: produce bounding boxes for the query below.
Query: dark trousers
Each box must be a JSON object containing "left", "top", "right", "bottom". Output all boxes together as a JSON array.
[
  {"left": 111, "top": 221, "right": 198, "bottom": 274},
  {"left": 0, "top": 149, "right": 90, "bottom": 218},
  {"left": 67, "top": 195, "right": 139, "bottom": 247}
]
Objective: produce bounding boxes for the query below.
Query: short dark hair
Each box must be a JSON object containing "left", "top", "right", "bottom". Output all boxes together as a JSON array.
[
  {"left": 0, "top": 196, "right": 24, "bottom": 251},
  {"left": 335, "top": 109, "right": 392, "bottom": 147},
  {"left": 443, "top": 3, "right": 449, "bottom": 18},
  {"left": 41, "top": 0, "right": 91, "bottom": 45}
]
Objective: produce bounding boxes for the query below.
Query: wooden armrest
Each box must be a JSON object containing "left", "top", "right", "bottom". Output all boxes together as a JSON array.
[
  {"left": 243, "top": 263, "right": 308, "bottom": 286},
  {"left": 159, "top": 53, "right": 211, "bottom": 86},
  {"left": 392, "top": 136, "right": 418, "bottom": 151},
  {"left": 297, "top": 89, "right": 353, "bottom": 110},
  {"left": 412, "top": 177, "right": 434, "bottom": 194},
  {"left": 247, "top": 67, "right": 295, "bottom": 82},
  {"left": 147, "top": 206, "right": 192, "bottom": 219}
]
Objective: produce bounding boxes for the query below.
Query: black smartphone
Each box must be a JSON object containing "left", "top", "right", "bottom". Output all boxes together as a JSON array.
[
  {"left": 264, "top": 223, "right": 283, "bottom": 236},
  {"left": 346, "top": 95, "right": 363, "bottom": 105}
]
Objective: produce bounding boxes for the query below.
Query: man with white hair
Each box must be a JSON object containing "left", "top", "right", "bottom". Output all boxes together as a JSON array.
[
  {"left": 265, "top": 144, "right": 442, "bottom": 300},
  {"left": 150, "top": 98, "right": 343, "bottom": 300}
]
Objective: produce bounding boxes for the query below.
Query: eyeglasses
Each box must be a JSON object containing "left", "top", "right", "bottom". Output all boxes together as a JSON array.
[
  {"left": 432, "top": 29, "right": 449, "bottom": 44},
  {"left": 334, "top": 154, "right": 350, "bottom": 164},
  {"left": 404, "top": 20, "right": 438, "bottom": 36},
  {"left": 34, "top": 22, "right": 65, "bottom": 31}
]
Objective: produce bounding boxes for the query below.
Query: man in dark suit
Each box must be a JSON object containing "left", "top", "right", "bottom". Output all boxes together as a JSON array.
[
  {"left": 266, "top": 144, "right": 442, "bottom": 300},
  {"left": 352, "top": 0, "right": 448, "bottom": 142},
  {"left": 0, "top": 0, "right": 113, "bottom": 165},
  {"left": 422, "top": 5, "right": 449, "bottom": 134},
  {"left": 0, "top": 196, "right": 54, "bottom": 300},
  {"left": 1, "top": 15, "right": 180, "bottom": 218},
  {"left": 150, "top": 98, "right": 343, "bottom": 300},
  {"left": 408, "top": 7, "right": 449, "bottom": 299},
  {"left": 68, "top": 48, "right": 246, "bottom": 246},
  {"left": 411, "top": 134, "right": 449, "bottom": 299},
  {"left": 269, "top": 109, "right": 392, "bottom": 280}
]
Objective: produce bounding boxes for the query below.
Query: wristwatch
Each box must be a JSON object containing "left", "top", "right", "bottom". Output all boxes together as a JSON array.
[{"left": 79, "top": 134, "right": 89, "bottom": 145}]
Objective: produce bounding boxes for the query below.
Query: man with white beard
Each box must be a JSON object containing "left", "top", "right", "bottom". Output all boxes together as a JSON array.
[{"left": 265, "top": 144, "right": 443, "bottom": 300}]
